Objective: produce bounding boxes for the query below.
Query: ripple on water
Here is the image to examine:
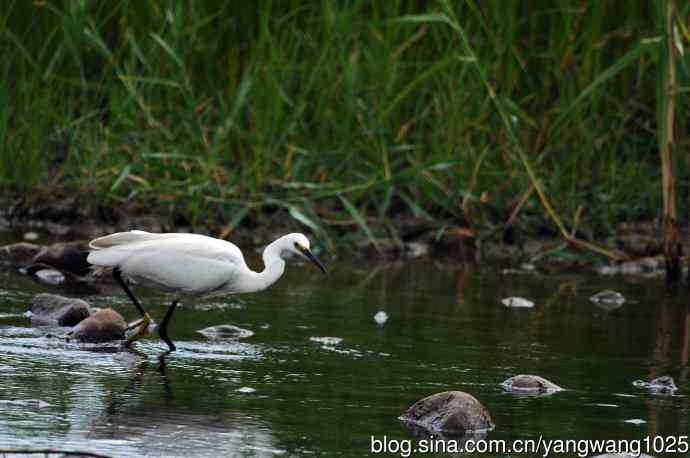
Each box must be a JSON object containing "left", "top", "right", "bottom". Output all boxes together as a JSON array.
[
  {"left": 154, "top": 340, "right": 263, "bottom": 362},
  {"left": 0, "top": 326, "right": 46, "bottom": 338},
  {"left": 309, "top": 336, "right": 343, "bottom": 345}
]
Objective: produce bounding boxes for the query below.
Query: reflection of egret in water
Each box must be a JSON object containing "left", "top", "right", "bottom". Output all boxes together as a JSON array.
[{"left": 90, "top": 351, "right": 284, "bottom": 457}]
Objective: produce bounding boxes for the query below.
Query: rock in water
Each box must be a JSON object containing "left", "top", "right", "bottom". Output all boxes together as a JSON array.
[
  {"left": 197, "top": 324, "right": 254, "bottom": 339},
  {"left": 29, "top": 293, "right": 91, "bottom": 326},
  {"left": 32, "top": 241, "right": 91, "bottom": 275},
  {"left": 501, "top": 297, "right": 535, "bottom": 308},
  {"left": 32, "top": 268, "right": 66, "bottom": 286},
  {"left": 69, "top": 308, "right": 127, "bottom": 343},
  {"left": 398, "top": 391, "right": 494, "bottom": 435},
  {"left": 0, "top": 242, "right": 43, "bottom": 266},
  {"left": 589, "top": 290, "right": 625, "bottom": 307},
  {"left": 632, "top": 376, "right": 678, "bottom": 394},
  {"left": 501, "top": 375, "right": 563, "bottom": 394}
]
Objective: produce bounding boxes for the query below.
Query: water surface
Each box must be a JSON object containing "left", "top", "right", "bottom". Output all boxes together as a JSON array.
[{"left": 0, "top": 258, "right": 688, "bottom": 457}]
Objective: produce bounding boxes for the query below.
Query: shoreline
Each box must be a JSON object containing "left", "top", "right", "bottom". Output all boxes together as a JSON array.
[{"left": 0, "top": 198, "right": 683, "bottom": 278}]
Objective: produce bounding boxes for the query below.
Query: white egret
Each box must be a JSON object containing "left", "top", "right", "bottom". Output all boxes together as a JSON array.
[{"left": 87, "top": 230, "right": 326, "bottom": 351}]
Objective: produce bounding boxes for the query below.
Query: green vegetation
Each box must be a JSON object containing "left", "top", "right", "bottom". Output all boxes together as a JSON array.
[{"left": 1, "top": 0, "right": 689, "bottom": 248}]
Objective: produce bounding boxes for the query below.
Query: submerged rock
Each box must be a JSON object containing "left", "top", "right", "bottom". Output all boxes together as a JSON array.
[
  {"left": 29, "top": 293, "right": 91, "bottom": 326},
  {"left": 501, "top": 297, "right": 535, "bottom": 308},
  {"left": 398, "top": 391, "right": 494, "bottom": 436},
  {"left": 69, "top": 308, "right": 127, "bottom": 343},
  {"left": 589, "top": 290, "right": 625, "bottom": 307},
  {"left": 0, "top": 242, "right": 43, "bottom": 266},
  {"left": 197, "top": 324, "right": 254, "bottom": 339},
  {"left": 501, "top": 375, "right": 563, "bottom": 394},
  {"left": 632, "top": 376, "right": 678, "bottom": 394}
]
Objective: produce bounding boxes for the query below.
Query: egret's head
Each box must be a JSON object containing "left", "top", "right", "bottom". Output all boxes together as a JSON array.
[{"left": 286, "top": 233, "right": 326, "bottom": 273}]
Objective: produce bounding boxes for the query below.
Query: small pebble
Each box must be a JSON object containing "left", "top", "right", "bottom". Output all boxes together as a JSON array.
[
  {"left": 34, "top": 269, "right": 66, "bottom": 286},
  {"left": 501, "top": 297, "right": 534, "bottom": 308},
  {"left": 589, "top": 290, "right": 625, "bottom": 306},
  {"left": 374, "top": 311, "right": 388, "bottom": 325},
  {"left": 23, "top": 232, "right": 40, "bottom": 241},
  {"left": 236, "top": 387, "right": 256, "bottom": 394}
]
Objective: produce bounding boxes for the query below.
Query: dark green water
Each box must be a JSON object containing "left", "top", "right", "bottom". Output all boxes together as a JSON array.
[{"left": 0, "top": 258, "right": 688, "bottom": 457}]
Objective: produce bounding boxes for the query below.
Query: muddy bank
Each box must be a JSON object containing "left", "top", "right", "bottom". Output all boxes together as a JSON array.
[{"left": 0, "top": 197, "right": 684, "bottom": 273}]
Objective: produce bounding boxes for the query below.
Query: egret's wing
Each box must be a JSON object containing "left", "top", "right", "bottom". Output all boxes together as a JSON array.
[
  {"left": 87, "top": 232, "right": 249, "bottom": 295},
  {"left": 121, "top": 247, "right": 242, "bottom": 295},
  {"left": 88, "top": 232, "right": 246, "bottom": 266}
]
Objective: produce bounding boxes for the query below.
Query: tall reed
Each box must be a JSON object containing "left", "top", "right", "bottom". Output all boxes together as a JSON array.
[{"left": 0, "top": 1, "right": 688, "bottom": 248}]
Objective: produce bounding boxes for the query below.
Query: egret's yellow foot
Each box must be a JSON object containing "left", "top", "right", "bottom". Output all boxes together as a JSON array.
[{"left": 125, "top": 312, "right": 152, "bottom": 345}]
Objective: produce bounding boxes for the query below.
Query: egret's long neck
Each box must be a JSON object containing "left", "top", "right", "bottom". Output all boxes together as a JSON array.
[{"left": 253, "top": 238, "right": 286, "bottom": 291}]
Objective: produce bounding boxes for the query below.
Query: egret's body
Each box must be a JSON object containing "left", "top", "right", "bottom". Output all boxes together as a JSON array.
[{"left": 87, "top": 231, "right": 325, "bottom": 351}]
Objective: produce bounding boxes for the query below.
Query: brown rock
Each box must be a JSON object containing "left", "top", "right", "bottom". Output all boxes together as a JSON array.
[
  {"left": 32, "top": 241, "right": 91, "bottom": 275},
  {"left": 69, "top": 308, "right": 127, "bottom": 343},
  {"left": 29, "top": 293, "right": 91, "bottom": 326},
  {"left": 399, "top": 391, "right": 494, "bottom": 435},
  {"left": 501, "top": 375, "right": 563, "bottom": 394}
]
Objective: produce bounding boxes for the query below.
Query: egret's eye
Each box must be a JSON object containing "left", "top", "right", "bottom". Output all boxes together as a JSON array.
[{"left": 294, "top": 242, "right": 305, "bottom": 252}]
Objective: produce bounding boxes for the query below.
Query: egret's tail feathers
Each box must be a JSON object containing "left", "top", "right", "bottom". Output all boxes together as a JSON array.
[
  {"left": 89, "top": 230, "right": 156, "bottom": 249},
  {"left": 88, "top": 231, "right": 188, "bottom": 267},
  {"left": 88, "top": 231, "right": 162, "bottom": 267}
]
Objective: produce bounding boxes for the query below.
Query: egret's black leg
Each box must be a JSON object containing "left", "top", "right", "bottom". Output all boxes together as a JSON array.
[
  {"left": 158, "top": 299, "right": 179, "bottom": 352},
  {"left": 113, "top": 267, "right": 147, "bottom": 318}
]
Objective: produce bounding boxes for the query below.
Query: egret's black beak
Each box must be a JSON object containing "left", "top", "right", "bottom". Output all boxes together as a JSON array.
[{"left": 303, "top": 248, "right": 326, "bottom": 273}]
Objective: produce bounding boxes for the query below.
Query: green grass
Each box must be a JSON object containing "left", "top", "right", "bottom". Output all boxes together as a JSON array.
[{"left": 1, "top": 0, "right": 689, "bottom": 248}]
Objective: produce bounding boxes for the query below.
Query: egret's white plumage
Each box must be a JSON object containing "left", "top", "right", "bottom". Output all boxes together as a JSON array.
[{"left": 87, "top": 230, "right": 325, "bottom": 351}]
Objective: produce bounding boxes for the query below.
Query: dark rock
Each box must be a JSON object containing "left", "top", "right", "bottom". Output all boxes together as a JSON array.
[
  {"left": 197, "top": 324, "right": 254, "bottom": 339},
  {"left": 29, "top": 293, "right": 91, "bottom": 326},
  {"left": 69, "top": 308, "right": 127, "bottom": 343},
  {"left": 32, "top": 240, "right": 91, "bottom": 275},
  {"left": 429, "top": 228, "right": 477, "bottom": 261},
  {"left": 0, "top": 242, "right": 43, "bottom": 266},
  {"left": 501, "top": 375, "right": 563, "bottom": 394},
  {"left": 632, "top": 376, "right": 678, "bottom": 394},
  {"left": 399, "top": 391, "right": 494, "bottom": 436}
]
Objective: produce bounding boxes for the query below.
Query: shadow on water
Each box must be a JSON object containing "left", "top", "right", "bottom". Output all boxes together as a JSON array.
[{"left": 1, "top": 258, "right": 689, "bottom": 456}]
